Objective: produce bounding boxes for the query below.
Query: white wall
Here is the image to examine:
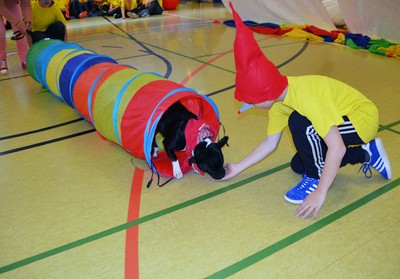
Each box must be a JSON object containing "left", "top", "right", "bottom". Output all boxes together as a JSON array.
[{"left": 223, "top": 0, "right": 400, "bottom": 43}]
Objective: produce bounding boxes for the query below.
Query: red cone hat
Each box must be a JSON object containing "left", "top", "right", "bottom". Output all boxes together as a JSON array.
[{"left": 230, "top": 2, "right": 288, "bottom": 104}]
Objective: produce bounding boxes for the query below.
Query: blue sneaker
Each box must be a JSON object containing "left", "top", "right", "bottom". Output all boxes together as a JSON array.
[
  {"left": 285, "top": 175, "right": 319, "bottom": 204},
  {"left": 139, "top": 9, "right": 150, "bottom": 17},
  {"left": 360, "top": 138, "right": 392, "bottom": 179}
]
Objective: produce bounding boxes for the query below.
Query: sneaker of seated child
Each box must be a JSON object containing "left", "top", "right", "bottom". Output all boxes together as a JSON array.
[
  {"left": 0, "top": 59, "right": 8, "bottom": 74},
  {"left": 127, "top": 11, "right": 138, "bottom": 18}
]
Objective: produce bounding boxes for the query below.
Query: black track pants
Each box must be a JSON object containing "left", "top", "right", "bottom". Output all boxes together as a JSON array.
[{"left": 288, "top": 111, "right": 367, "bottom": 179}]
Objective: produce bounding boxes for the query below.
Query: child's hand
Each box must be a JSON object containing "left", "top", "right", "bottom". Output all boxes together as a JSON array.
[
  {"left": 295, "top": 189, "right": 326, "bottom": 219},
  {"left": 217, "top": 163, "right": 238, "bottom": 181},
  {"left": 15, "top": 20, "right": 27, "bottom": 35}
]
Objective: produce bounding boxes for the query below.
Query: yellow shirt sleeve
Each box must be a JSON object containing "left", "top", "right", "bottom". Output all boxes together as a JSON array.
[
  {"left": 267, "top": 102, "right": 293, "bottom": 135},
  {"left": 54, "top": 0, "right": 69, "bottom": 9},
  {"left": 108, "top": 0, "right": 120, "bottom": 6}
]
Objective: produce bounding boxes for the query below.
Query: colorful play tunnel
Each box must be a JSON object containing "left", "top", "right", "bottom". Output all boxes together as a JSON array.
[{"left": 27, "top": 39, "right": 221, "bottom": 178}]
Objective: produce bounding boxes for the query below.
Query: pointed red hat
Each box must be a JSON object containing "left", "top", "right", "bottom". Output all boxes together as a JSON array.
[{"left": 230, "top": 2, "right": 287, "bottom": 104}]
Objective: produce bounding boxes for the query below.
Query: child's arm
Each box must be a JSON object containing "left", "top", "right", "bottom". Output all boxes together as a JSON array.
[
  {"left": 120, "top": 0, "right": 126, "bottom": 18},
  {"left": 296, "top": 125, "right": 346, "bottom": 219},
  {"left": 220, "top": 132, "right": 282, "bottom": 180}
]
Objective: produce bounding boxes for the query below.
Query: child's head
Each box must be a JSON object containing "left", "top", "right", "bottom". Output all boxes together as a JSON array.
[
  {"left": 230, "top": 2, "right": 287, "bottom": 113},
  {"left": 38, "top": 0, "right": 54, "bottom": 7}
]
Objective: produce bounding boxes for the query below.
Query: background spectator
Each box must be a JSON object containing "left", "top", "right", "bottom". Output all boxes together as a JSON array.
[
  {"left": 0, "top": 0, "right": 32, "bottom": 74},
  {"left": 30, "top": 0, "right": 67, "bottom": 44}
]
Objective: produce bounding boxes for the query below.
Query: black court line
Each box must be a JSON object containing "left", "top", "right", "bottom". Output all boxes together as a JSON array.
[
  {"left": 0, "top": 39, "right": 307, "bottom": 153},
  {"left": 276, "top": 40, "right": 309, "bottom": 68},
  {"left": 101, "top": 45, "right": 124, "bottom": 48},
  {"left": 2, "top": 16, "right": 397, "bottom": 275},
  {"left": 1, "top": 165, "right": 398, "bottom": 274},
  {"left": 0, "top": 129, "right": 95, "bottom": 156},
  {"left": 141, "top": 41, "right": 309, "bottom": 76},
  {"left": 207, "top": 42, "right": 309, "bottom": 97},
  {"left": 114, "top": 53, "right": 151, "bottom": 61},
  {"left": 107, "top": 19, "right": 215, "bottom": 37},
  {"left": 206, "top": 177, "right": 400, "bottom": 278},
  {"left": 0, "top": 162, "right": 289, "bottom": 274},
  {"left": 0, "top": 73, "right": 30, "bottom": 81},
  {"left": 0, "top": 118, "right": 84, "bottom": 141},
  {"left": 207, "top": 85, "right": 236, "bottom": 97},
  {"left": 101, "top": 15, "right": 173, "bottom": 79}
]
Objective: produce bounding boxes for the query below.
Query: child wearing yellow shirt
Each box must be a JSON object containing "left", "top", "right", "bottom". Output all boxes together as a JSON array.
[
  {"left": 30, "top": 0, "right": 67, "bottom": 43},
  {"left": 126, "top": 0, "right": 162, "bottom": 18},
  {"left": 221, "top": 3, "right": 392, "bottom": 220},
  {"left": 105, "top": 0, "right": 120, "bottom": 16},
  {"left": 69, "top": 0, "right": 89, "bottom": 19},
  {"left": 112, "top": 0, "right": 136, "bottom": 19},
  {"left": 54, "top": 0, "right": 70, "bottom": 19}
]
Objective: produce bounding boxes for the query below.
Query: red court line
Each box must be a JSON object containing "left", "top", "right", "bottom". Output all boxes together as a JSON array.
[
  {"left": 179, "top": 37, "right": 271, "bottom": 85},
  {"left": 180, "top": 51, "right": 231, "bottom": 85},
  {"left": 125, "top": 168, "right": 144, "bottom": 279},
  {"left": 123, "top": 36, "right": 272, "bottom": 277}
]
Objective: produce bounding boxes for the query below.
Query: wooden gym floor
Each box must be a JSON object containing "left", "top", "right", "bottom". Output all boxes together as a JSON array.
[{"left": 1, "top": 2, "right": 399, "bottom": 278}]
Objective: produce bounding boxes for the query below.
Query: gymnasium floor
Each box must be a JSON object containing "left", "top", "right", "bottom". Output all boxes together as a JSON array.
[{"left": 1, "top": 2, "right": 399, "bottom": 278}]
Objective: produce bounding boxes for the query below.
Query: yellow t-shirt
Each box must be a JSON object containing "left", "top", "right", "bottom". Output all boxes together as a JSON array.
[
  {"left": 31, "top": 1, "right": 66, "bottom": 32},
  {"left": 54, "top": 0, "right": 69, "bottom": 9},
  {"left": 267, "top": 75, "right": 378, "bottom": 143},
  {"left": 121, "top": 0, "right": 137, "bottom": 10},
  {"left": 108, "top": 0, "right": 119, "bottom": 6}
]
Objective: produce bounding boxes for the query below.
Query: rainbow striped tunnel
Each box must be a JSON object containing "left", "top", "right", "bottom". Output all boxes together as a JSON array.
[{"left": 26, "top": 39, "right": 221, "bottom": 178}]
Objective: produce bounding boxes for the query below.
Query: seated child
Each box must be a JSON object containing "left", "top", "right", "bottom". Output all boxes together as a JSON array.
[{"left": 30, "top": 0, "right": 67, "bottom": 43}]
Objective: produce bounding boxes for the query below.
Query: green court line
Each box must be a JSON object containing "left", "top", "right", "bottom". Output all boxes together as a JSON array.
[
  {"left": 205, "top": 177, "right": 400, "bottom": 279},
  {"left": 378, "top": 120, "right": 400, "bottom": 135},
  {"left": 0, "top": 163, "right": 290, "bottom": 274},
  {"left": 1, "top": 121, "right": 398, "bottom": 274},
  {"left": 378, "top": 120, "right": 400, "bottom": 132}
]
